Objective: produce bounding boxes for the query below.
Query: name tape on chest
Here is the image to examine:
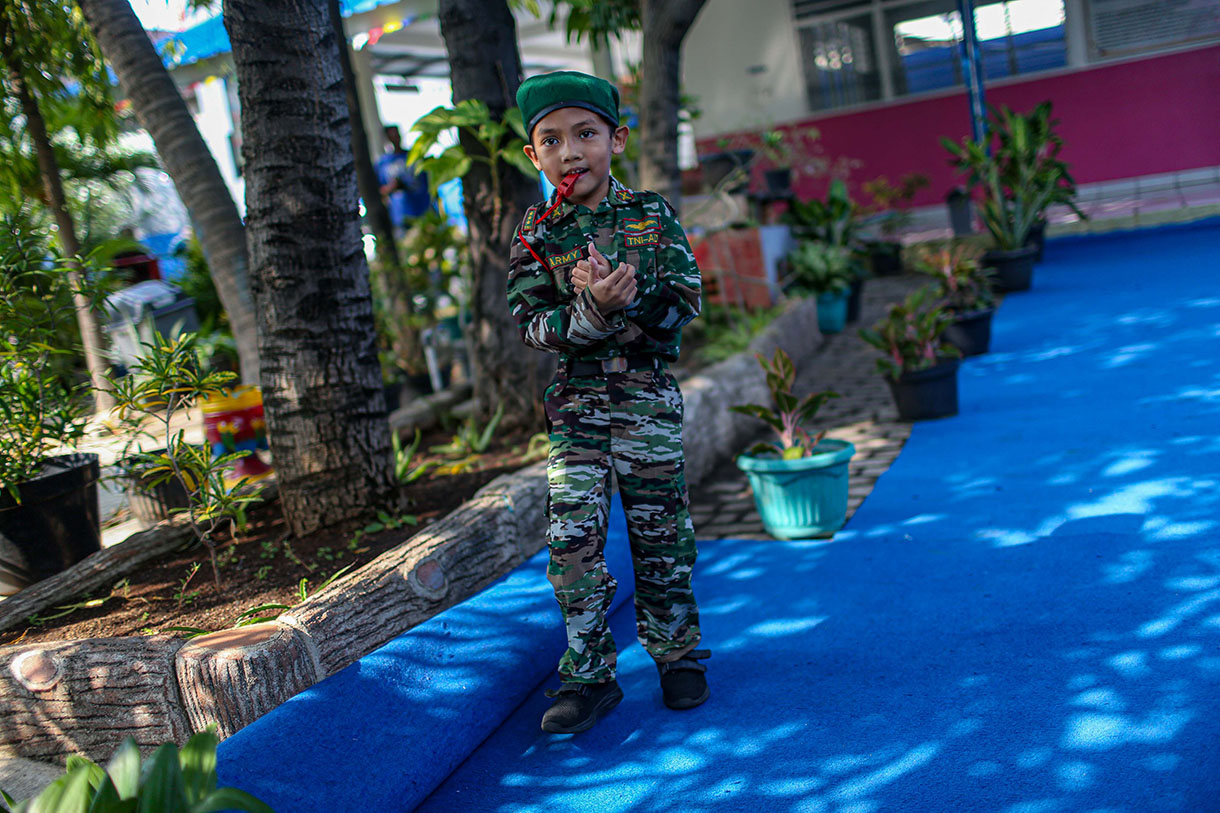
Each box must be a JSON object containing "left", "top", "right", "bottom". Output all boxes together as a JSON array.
[
  {"left": 547, "top": 246, "right": 584, "bottom": 268},
  {"left": 622, "top": 217, "right": 661, "bottom": 248}
]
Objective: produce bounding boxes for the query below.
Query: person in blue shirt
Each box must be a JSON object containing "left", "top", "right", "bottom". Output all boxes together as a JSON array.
[{"left": 376, "top": 125, "right": 432, "bottom": 238}]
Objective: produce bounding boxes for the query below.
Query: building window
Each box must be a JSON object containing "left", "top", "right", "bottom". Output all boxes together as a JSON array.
[
  {"left": 1087, "top": 0, "right": 1220, "bottom": 58},
  {"left": 796, "top": 0, "right": 1068, "bottom": 112},
  {"left": 798, "top": 13, "right": 883, "bottom": 110}
]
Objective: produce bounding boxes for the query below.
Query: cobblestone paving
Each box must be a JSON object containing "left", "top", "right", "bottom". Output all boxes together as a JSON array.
[{"left": 689, "top": 273, "right": 925, "bottom": 540}]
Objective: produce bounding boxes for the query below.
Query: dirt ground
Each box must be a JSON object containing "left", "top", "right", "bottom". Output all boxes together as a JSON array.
[{"left": 0, "top": 424, "right": 541, "bottom": 648}]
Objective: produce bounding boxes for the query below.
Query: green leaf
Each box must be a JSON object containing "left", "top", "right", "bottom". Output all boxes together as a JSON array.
[
  {"left": 191, "top": 787, "right": 272, "bottom": 813},
  {"left": 503, "top": 107, "right": 527, "bottom": 141},
  {"left": 136, "top": 744, "right": 185, "bottom": 813},
  {"left": 105, "top": 739, "right": 142, "bottom": 800},
  {"left": 178, "top": 730, "right": 218, "bottom": 805},
  {"left": 501, "top": 147, "right": 538, "bottom": 180}
]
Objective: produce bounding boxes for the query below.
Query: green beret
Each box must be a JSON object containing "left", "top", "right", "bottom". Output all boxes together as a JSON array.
[{"left": 517, "top": 71, "right": 620, "bottom": 138}]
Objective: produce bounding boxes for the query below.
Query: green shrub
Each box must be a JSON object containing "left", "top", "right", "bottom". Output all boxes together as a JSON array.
[{"left": 0, "top": 729, "right": 270, "bottom": 813}]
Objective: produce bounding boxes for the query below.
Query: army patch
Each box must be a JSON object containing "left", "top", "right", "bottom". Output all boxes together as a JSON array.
[
  {"left": 614, "top": 187, "right": 633, "bottom": 203},
  {"left": 623, "top": 217, "right": 660, "bottom": 234},
  {"left": 522, "top": 204, "right": 539, "bottom": 233},
  {"left": 624, "top": 232, "right": 660, "bottom": 248},
  {"left": 548, "top": 246, "right": 584, "bottom": 267}
]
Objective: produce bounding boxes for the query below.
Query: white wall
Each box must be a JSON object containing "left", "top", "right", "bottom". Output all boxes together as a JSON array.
[
  {"left": 192, "top": 75, "right": 246, "bottom": 217},
  {"left": 683, "top": 0, "right": 808, "bottom": 141}
]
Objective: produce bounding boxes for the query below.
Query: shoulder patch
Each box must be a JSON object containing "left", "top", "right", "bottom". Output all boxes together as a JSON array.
[
  {"left": 521, "top": 203, "right": 542, "bottom": 234},
  {"left": 614, "top": 186, "right": 634, "bottom": 203}
]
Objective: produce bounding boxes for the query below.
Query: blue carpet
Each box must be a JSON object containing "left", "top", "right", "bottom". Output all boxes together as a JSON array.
[
  {"left": 418, "top": 219, "right": 1220, "bottom": 812},
  {"left": 215, "top": 506, "right": 638, "bottom": 812}
]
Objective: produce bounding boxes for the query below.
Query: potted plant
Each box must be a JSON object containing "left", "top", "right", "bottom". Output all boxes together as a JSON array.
[
  {"left": 0, "top": 223, "right": 107, "bottom": 595},
  {"left": 1019, "top": 102, "right": 1086, "bottom": 262},
  {"left": 861, "top": 173, "right": 930, "bottom": 276},
  {"left": 942, "top": 103, "right": 1080, "bottom": 292},
  {"left": 756, "top": 129, "right": 793, "bottom": 197},
  {"left": 784, "top": 179, "right": 868, "bottom": 321},
  {"left": 731, "top": 349, "right": 854, "bottom": 539},
  {"left": 786, "top": 241, "right": 856, "bottom": 334},
  {"left": 913, "top": 241, "right": 997, "bottom": 356},
  {"left": 859, "top": 286, "right": 963, "bottom": 421}
]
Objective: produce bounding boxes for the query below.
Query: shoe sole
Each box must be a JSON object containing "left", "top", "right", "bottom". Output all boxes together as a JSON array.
[
  {"left": 540, "top": 685, "right": 624, "bottom": 734},
  {"left": 664, "top": 685, "right": 710, "bottom": 710}
]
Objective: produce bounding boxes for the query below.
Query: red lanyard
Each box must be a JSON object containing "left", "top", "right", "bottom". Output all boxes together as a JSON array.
[{"left": 517, "top": 173, "right": 580, "bottom": 272}]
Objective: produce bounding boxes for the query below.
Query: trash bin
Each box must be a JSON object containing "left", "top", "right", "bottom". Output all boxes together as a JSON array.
[{"left": 104, "top": 280, "right": 199, "bottom": 370}]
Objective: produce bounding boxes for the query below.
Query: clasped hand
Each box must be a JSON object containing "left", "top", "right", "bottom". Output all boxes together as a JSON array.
[{"left": 571, "top": 243, "right": 636, "bottom": 312}]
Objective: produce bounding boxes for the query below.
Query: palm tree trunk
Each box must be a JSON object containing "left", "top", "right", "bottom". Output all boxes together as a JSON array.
[
  {"left": 3, "top": 61, "right": 113, "bottom": 414},
  {"left": 438, "top": 0, "right": 550, "bottom": 429},
  {"left": 223, "top": 0, "right": 399, "bottom": 536},
  {"left": 326, "top": 0, "right": 424, "bottom": 379},
  {"left": 77, "top": 0, "right": 262, "bottom": 385},
  {"left": 638, "top": 0, "right": 707, "bottom": 207}
]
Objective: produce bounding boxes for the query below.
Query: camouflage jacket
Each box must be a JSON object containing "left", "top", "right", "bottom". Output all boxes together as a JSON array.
[{"left": 507, "top": 176, "right": 701, "bottom": 363}]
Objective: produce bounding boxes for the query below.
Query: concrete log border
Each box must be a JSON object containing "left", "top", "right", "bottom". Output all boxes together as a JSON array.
[{"left": 0, "top": 298, "right": 819, "bottom": 763}]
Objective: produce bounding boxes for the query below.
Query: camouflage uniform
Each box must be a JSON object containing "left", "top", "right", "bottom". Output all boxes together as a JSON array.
[{"left": 508, "top": 176, "right": 703, "bottom": 684}]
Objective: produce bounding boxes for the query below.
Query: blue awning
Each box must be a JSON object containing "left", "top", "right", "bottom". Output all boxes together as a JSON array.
[{"left": 163, "top": 0, "right": 406, "bottom": 69}]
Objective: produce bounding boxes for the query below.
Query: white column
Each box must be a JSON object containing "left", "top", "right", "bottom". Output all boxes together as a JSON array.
[
  {"left": 351, "top": 44, "right": 388, "bottom": 159},
  {"left": 1064, "top": 0, "right": 1091, "bottom": 67}
]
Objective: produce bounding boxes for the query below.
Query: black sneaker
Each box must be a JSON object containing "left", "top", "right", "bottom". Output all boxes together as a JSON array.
[
  {"left": 657, "top": 649, "right": 710, "bottom": 710},
  {"left": 540, "top": 680, "right": 624, "bottom": 733}
]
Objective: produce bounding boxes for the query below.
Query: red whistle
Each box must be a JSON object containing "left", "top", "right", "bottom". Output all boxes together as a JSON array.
[{"left": 557, "top": 172, "right": 581, "bottom": 199}]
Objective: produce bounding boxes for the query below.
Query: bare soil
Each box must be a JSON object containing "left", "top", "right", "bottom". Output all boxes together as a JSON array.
[{"left": 0, "top": 425, "right": 541, "bottom": 648}]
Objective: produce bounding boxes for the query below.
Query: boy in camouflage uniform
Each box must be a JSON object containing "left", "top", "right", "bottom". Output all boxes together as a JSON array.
[{"left": 508, "top": 71, "right": 710, "bottom": 734}]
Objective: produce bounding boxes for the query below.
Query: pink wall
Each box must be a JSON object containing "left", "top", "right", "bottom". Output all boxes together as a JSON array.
[{"left": 697, "top": 45, "right": 1220, "bottom": 208}]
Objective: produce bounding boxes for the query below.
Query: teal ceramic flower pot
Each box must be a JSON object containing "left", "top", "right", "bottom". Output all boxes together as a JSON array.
[
  {"left": 816, "top": 291, "right": 849, "bottom": 334},
  {"left": 736, "top": 439, "right": 856, "bottom": 539}
]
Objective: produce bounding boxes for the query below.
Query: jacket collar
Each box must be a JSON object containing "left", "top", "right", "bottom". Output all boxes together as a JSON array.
[{"left": 542, "top": 175, "right": 636, "bottom": 227}]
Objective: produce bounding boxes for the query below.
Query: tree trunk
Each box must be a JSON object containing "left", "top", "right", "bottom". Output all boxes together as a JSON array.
[
  {"left": 326, "top": 0, "right": 424, "bottom": 379},
  {"left": 438, "top": 0, "right": 549, "bottom": 429},
  {"left": 638, "top": 0, "right": 707, "bottom": 207},
  {"left": 175, "top": 623, "right": 319, "bottom": 739},
  {"left": 327, "top": 0, "right": 399, "bottom": 275},
  {"left": 223, "top": 0, "right": 399, "bottom": 537},
  {"left": 3, "top": 63, "right": 114, "bottom": 414},
  {"left": 0, "top": 637, "right": 191, "bottom": 761},
  {"left": 77, "top": 0, "right": 262, "bottom": 385}
]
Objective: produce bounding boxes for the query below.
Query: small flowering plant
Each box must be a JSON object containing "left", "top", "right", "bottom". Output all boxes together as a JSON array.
[
  {"left": 858, "top": 286, "right": 961, "bottom": 380},
  {"left": 730, "top": 349, "right": 840, "bottom": 460},
  {"left": 912, "top": 241, "right": 995, "bottom": 313}
]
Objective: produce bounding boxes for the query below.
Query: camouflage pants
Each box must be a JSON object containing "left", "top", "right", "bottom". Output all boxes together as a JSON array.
[{"left": 544, "top": 365, "right": 701, "bottom": 684}]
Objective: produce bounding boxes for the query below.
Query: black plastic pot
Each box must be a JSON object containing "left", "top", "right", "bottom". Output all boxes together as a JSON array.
[
  {"left": 943, "top": 307, "right": 995, "bottom": 357},
  {"left": 1027, "top": 219, "right": 1047, "bottom": 262},
  {"left": 121, "top": 450, "right": 192, "bottom": 525},
  {"left": 886, "top": 359, "right": 960, "bottom": 421},
  {"left": 763, "top": 168, "right": 792, "bottom": 197},
  {"left": 699, "top": 149, "right": 753, "bottom": 192},
  {"left": 846, "top": 277, "right": 864, "bottom": 323},
  {"left": 868, "top": 242, "right": 903, "bottom": 276},
  {"left": 0, "top": 453, "right": 101, "bottom": 595},
  {"left": 983, "top": 245, "right": 1038, "bottom": 293}
]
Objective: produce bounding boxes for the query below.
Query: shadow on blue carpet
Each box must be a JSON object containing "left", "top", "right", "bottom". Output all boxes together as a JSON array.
[{"left": 417, "top": 219, "right": 1220, "bottom": 812}]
